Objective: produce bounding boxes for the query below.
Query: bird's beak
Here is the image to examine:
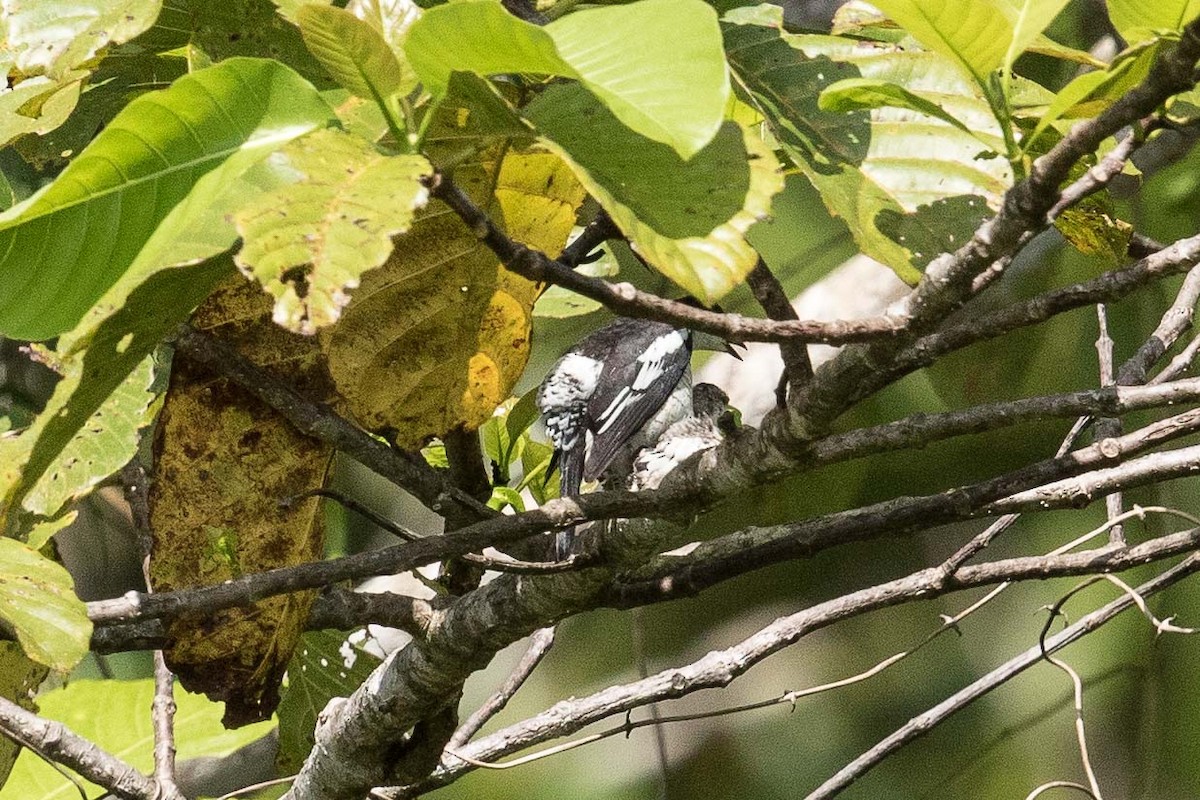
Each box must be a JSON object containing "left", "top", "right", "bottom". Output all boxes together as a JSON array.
[{"left": 725, "top": 341, "right": 746, "bottom": 360}]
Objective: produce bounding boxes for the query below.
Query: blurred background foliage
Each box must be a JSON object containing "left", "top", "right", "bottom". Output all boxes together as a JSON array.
[{"left": 5, "top": 0, "right": 1200, "bottom": 797}]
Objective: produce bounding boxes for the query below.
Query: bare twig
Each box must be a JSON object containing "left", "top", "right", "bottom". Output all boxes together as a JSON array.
[
  {"left": 125, "top": 459, "right": 185, "bottom": 800},
  {"left": 1093, "top": 305, "right": 1125, "bottom": 545},
  {"left": 803, "top": 554, "right": 1200, "bottom": 799},
  {"left": 401, "top": 533, "right": 1200, "bottom": 795},
  {"left": 616, "top": 413, "right": 1200, "bottom": 603},
  {"left": 746, "top": 257, "right": 813, "bottom": 403},
  {"left": 1047, "top": 118, "right": 1158, "bottom": 222},
  {"left": 449, "top": 627, "right": 557, "bottom": 748},
  {"left": 425, "top": 172, "right": 909, "bottom": 345}
]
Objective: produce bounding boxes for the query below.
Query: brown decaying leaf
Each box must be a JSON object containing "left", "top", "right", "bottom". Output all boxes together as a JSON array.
[
  {"left": 323, "top": 150, "right": 584, "bottom": 448},
  {"left": 149, "top": 277, "right": 333, "bottom": 727}
]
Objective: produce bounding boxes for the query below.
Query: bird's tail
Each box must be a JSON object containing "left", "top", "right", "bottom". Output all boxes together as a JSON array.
[{"left": 555, "top": 442, "right": 585, "bottom": 560}]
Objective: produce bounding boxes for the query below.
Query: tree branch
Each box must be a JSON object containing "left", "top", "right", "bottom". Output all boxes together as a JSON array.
[
  {"left": 745, "top": 257, "right": 813, "bottom": 404},
  {"left": 613, "top": 415, "right": 1200, "bottom": 604},
  {"left": 0, "top": 695, "right": 159, "bottom": 800}
]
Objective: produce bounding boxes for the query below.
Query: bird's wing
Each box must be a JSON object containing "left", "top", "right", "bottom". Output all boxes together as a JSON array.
[{"left": 583, "top": 329, "right": 690, "bottom": 481}]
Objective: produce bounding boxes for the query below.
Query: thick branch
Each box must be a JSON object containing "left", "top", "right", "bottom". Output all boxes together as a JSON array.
[{"left": 88, "top": 380, "right": 1200, "bottom": 634}]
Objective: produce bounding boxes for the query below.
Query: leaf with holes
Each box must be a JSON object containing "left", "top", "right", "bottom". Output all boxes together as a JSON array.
[
  {"left": 0, "top": 0, "right": 162, "bottom": 147},
  {"left": 0, "top": 57, "right": 336, "bottom": 341},
  {"left": 277, "top": 629, "right": 382, "bottom": 773},
  {"left": 21, "top": 356, "right": 158, "bottom": 520},
  {"left": 0, "top": 540, "right": 91, "bottom": 671},
  {"left": 149, "top": 277, "right": 333, "bottom": 727},
  {"left": 325, "top": 149, "right": 584, "bottom": 446},
  {"left": 235, "top": 128, "right": 430, "bottom": 334}
]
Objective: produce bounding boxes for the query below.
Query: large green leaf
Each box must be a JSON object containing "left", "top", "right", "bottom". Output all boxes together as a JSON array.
[
  {"left": 235, "top": 128, "right": 431, "bottom": 333},
  {"left": 4, "top": 679, "right": 274, "bottom": 799},
  {"left": 404, "top": 0, "right": 729, "bottom": 158},
  {"left": 0, "top": 258, "right": 233, "bottom": 533},
  {"left": 276, "top": 629, "right": 381, "bottom": 773},
  {"left": 1027, "top": 39, "right": 1161, "bottom": 146},
  {"left": 0, "top": 57, "right": 335, "bottom": 341},
  {"left": 526, "top": 83, "right": 782, "bottom": 303},
  {"left": 1108, "top": 0, "right": 1200, "bottom": 44},
  {"left": 0, "top": 540, "right": 90, "bottom": 671},
  {"left": 724, "top": 9, "right": 1012, "bottom": 282}
]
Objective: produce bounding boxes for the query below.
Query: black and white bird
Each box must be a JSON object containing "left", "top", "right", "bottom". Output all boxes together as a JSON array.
[
  {"left": 629, "top": 382, "right": 730, "bottom": 492},
  {"left": 537, "top": 315, "right": 739, "bottom": 558}
]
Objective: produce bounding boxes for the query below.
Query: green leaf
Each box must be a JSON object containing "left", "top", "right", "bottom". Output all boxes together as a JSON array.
[
  {"left": 998, "top": 0, "right": 1071, "bottom": 77},
  {"left": 505, "top": 386, "right": 541, "bottom": 453},
  {"left": 1027, "top": 40, "right": 1162, "bottom": 146},
  {"left": 818, "top": 77, "right": 977, "bottom": 138},
  {"left": 405, "top": 0, "right": 729, "bottom": 158},
  {"left": 0, "top": 540, "right": 90, "bottom": 671},
  {"left": 488, "top": 485, "right": 525, "bottom": 512},
  {"left": 21, "top": 352, "right": 158, "bottom": 520},
  {"left": 1108, "top": 0, "right": 1200, "bottom": 45},
  {"left": 297, "top": 4, "right": 414, "bottom": 104},
  {"left": 234, "top": 128, "right": 431, "bottom": 334},
  {"left": 0, "top": 57, "right": 337, "bottom": 341},
  {"left": 170, "top": 0, "right": 332, "bottom": 86},
  {"left": 526, "top": 83, "right": 782, "bottom": 304},
  {"left": 346, "top": 0, "right": 422, "bottom": 54},
  {"left": 276, "top": 630, "right": 381, "bottom": 774},
  {"left": 0, "top": 259, "right": 233, "bottom": 533},
  {"left": 724, "top": 14, "right": 1011, "bottom": 281},
  {"left": 866, "top": 0, "right": 1014, "bottom": 83},
  {"left": 5, "top": 678, "right": 274, "bottom": 798},
  {"left": 21, "top": 357, "right": 158, "bottom": 519}
]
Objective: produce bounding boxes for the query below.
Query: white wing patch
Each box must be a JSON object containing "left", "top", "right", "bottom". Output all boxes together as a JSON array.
[{"left": 595, "top": 331, "right": 686, "bottom": 436}]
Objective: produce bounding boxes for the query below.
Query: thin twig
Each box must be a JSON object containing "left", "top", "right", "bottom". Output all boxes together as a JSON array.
[
  {"left": 745, "top": 257, "right": 813, "bottom": 403},
  {"left": 1093, "top": 304, "right": 1125, "bottom": 545},
  {"left": 403, "top": 530, "right": 1200, "bottom": 794},
  {"left": 125, "top": 460, "right": 185, "bottom": 800},
  {"left": 425, "top": 171, "right": 909, "bottom": 345},
  {"left": 802, "top": 554, "right": 1200, "bottom": 800},
  {"left": 449, "top": 627, "right": 557, "bottom": 748},
  {"left": 290, "top": 488, "right": 594, "bottom": 574}
]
